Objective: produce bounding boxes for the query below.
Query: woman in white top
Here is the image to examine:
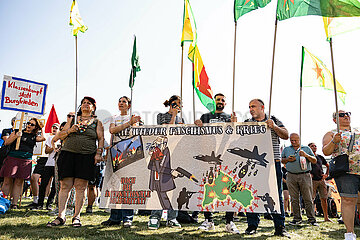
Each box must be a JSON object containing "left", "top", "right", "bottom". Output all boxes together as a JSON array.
[{"left": 101, "top": 96, "right": 141, "bottom": 227}]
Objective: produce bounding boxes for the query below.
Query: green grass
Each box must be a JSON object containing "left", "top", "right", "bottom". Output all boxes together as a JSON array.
[{"left": 0, "top": 200, "right": 357, "bottom": 239}]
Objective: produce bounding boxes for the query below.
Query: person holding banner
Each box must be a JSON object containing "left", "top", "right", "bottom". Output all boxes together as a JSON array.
[
  {"left": 47, "top": 96, "right": 104, "bottom": 227},
  {"left": 322, "top": 110, "right": 360, "bottom": 240},
  {"left": 148, "top": 95, "right": 183, "bottom": 230},
  {"left": 194, "top": 93, "right": 239, "bottom": 234},
  {"left": 101, "top": 96, "right": 141, "bottom": 227},
  {"left": 244, "top": 99, "right": 291, "bottom": 238},
  {"left": 0, "top": 118, "right": 45, "bottom": 209}
]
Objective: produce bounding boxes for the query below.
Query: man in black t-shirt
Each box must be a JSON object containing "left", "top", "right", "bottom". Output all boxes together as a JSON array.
[
  {"left": 194, "top": 93, "right": 239, "bottom": 233},
  {"left": 308, "top": 142, "right": 331, "bottom": 222}
]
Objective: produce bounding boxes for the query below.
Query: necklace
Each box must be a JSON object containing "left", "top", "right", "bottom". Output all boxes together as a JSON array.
[{"left": 78, "top": 116, "right": 95, "bottom": 132}]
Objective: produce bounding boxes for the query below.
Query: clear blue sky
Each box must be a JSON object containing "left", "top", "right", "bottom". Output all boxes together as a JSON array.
[{"left": 0, "top": 0, "right": 359, "bottom": 149}]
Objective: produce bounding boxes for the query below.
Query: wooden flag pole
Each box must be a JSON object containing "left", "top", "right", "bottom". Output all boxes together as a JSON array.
[
  {"left": 193, "top": 80, "right": 196, "bottom": 123},
  {"left": 232, "top": 21, "right": 238, "bottom": 114},
  {"left": 329, "top": 38, "right": 340, "bottom": 133},
  {"left": 180, "top": 44, "right": 184, "bottom": 121},
  {"left": 268, "top": 18, "right": 278, "bottom": 117},
  {"left": 74, "top": 35, "right": 79, "bottom": 123},
  {"left": 15, "top": 112, "right": 25, "bottom": 150}
]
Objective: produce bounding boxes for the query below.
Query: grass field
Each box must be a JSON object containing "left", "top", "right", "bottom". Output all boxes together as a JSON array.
[{"left": 0, "top": 200, "right": 357, "bottom": 239}]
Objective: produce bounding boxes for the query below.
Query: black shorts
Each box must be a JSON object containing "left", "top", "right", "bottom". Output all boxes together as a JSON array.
[
  {"left": 57, "top": 150, "right": 96, "bottom": 181},
  {"left": 33, "top": 157, "right": 48, "bottom": 175},
  {"left": 88, "top": 164, "right": 104, "bottom": 187}
]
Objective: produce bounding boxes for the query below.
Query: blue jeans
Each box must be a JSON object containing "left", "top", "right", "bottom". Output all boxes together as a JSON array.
[
  {"left": 247, "top": 161, "right": 285, "bottom": 228},
  {"left": 150, "top": 210, "right": 178, "bottom": 221},
  {"left": 109, "top": 209, "right": 134, "bottom": 223}
]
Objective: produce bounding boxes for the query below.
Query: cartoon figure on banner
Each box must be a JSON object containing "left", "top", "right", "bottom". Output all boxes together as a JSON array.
[
  {"left": 177, "top": 187, "right": 196, "bottom": 210},
  {"left": 227, "top": 146, "right": 268, "bottom": 178},
  {"left": 111, "top": 135, "right": 144, "bottom": 172},
  {"left": 147, "top": 136, "right": 198, "bottom": 210},
  {"left": 258, "top": 192, "right": 277, "bottom": 214}
]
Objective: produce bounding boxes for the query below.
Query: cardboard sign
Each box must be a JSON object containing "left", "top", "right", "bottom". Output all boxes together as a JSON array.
[{"left": 1, "top": 75, "right": 47, "bottom": 115}]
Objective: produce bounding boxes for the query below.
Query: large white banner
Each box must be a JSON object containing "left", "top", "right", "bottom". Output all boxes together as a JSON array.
[
  {"left": 100, "top": 122, "right": 280, "bottom": 214},
  {"left": 1, "top": 75, "right": 47, "bottom": 115}
]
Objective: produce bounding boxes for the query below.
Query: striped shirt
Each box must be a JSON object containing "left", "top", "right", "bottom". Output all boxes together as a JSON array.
[
  {"left": 157, "top": 112, "right": 184, "bottom": 125},
  {"left": 245, "top": 115, "right": 285, "bottom": 160}
]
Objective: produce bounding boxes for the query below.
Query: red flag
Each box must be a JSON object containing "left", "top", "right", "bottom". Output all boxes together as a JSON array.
[{"left": 45, "top": 105, "right": 60, "bottom": 133}]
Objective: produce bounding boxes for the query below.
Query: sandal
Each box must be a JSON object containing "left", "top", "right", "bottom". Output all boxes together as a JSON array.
[
  {"left": 46, "top": 216, "right": 66, "bottom": 227},
  {"left": 72, "top": 216, "right": 82, "bottom": 227},
  {"left": 10, "top": 204, "right": 19, "bottom": 210}
]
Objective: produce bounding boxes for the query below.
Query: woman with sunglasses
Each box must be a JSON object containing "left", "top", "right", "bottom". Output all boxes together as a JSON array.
[
  {"left": 148, "top": 95, "right": 184, "bottom": 230},
  {"left": 0, "top": 118, "right": 45, "bottom": 209},
  {"left": 323, "top": 110, "right": 360, "bottom": 240},
  {"left": 47, "top": 97, "right": 104, "bottom": 227},
  {"left": 101, "top": 96, "right": 141, "bottom": 227}
]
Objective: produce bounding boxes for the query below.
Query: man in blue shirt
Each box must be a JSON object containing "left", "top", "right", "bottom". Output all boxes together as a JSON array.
[{"left": 281, "top": 133, "right": 318, "bottom": 226}]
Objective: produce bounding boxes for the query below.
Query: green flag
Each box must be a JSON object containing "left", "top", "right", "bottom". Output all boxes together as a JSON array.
[
  {"left": 277, "top": 0, "right": 360, "bottom": 21},
  {"left": 234, "top": 0, "right": 271, "bottom": 22},
  {"left": 129, "top": 36, "right": 141, "bottom": 89}
]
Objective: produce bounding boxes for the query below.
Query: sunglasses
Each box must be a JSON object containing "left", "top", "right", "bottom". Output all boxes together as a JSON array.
[
  {"left": 339, "top": 112, "right": 351, "bottom": 118},
  {"left": 67, "top": 114, "right": 75, "bottom": 118},
  {"left": 27, "top": 122, "right": 36, "bottom": 127},
  {"left": 216, "top": 98, "right": 225, "bottom": 102}
]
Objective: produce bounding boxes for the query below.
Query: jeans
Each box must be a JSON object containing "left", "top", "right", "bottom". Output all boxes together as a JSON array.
[
  {"left": 150, "top": 210, "right": 178, "bottom": 221},
  {"left": 109, "top": 209, "right": 134, "bottom": 223},
  {"left": 247, "top": 161, "right": 285, "bottom": 228}
]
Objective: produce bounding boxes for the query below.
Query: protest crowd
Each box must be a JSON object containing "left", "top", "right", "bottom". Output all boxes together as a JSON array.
[{"left": 0, "top": 94, "right": 359, "bottom": 240}]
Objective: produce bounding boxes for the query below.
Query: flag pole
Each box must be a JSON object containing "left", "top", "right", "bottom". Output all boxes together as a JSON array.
[
  {"left": 268, "top": 18, "right": 278, "bottom": 117},
  {"left": 232, "top": 21, "right": 238, "bottom": 114},
  {"left": 193, "top": 80, "right": 196, "bottom": 123},
  {"left": 180, "top": 44, "right": 184, "bottom": 121},
  {"left": 130, "top": 69, "right": 133, "bottom": 118},
  {"left": 299, "top": 81, "right": 303, "bottom": 148},
  {"left": 329, "top": 38, "right": 340, "bottom": 133},
  {"left": 74, "top": 35, "right": 78, "bottom": 123}
]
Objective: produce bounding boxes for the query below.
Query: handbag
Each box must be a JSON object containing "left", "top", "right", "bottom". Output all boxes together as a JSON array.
[{"left": 329, "top": 133, "right": 355, "bottom": 179}]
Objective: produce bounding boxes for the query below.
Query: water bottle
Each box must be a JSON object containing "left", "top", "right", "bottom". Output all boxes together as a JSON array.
[{"left": 300, "top": 156, "right": 307, "bottom": 170}]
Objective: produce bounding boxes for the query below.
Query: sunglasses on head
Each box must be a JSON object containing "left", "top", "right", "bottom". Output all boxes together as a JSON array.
[
  {"left": 67, "top": 114, "right": 75, "bottom": 118},
  {"left": 339, "top": 112, "right": 351, "bottom": 118},
  {"left": 27, "top": 122, "right": 36, "bottom": 127}
]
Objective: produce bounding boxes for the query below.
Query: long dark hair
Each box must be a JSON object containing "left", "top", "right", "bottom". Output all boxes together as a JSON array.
[
  {"left": 28, "top": 118, "right": 42, "bottom": 134},
  {"left": 163, "top": 95, "right": 181, "bottom": 107}
]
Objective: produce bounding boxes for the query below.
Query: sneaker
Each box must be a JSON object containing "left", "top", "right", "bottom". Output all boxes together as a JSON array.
[
  {"left": 345, "top": 232, "right": 357, "bottom": 240},
  {"left": 245, "top": 225, "right": 257, "bottom": 235},
  {"left": 65, "top": 208, "right": 74, "bottom": 216},
  {"left": 309, "top": 221, "right": 319, "bottom": 226},
  {"left": 166, "top": 219, "right": 181, "bottom": 228},
  {"left": 101, "top": 219, "right": 121, "bottom": 226},
  {"left": 198, "top": 220, "right": 215, "bottom": 231},
  {"left": 274, "top": 226, "right": 291, "bottom": 238},
  {"left": 264, "top": 213, "right": 273, "bottom": 220},
  {"left": 46, "top": 205, "right": 53, "bottom": 211},
  {"left": 86, "top": 205, "right": 93, "bottom": 214},
  {"left": 288, "top": 219, "right": 302, "bottom": 226},
  {"left": 285, "top": 212, "right": 290, "bottom": 217},
  {"left": 148, "top": 217, "right": 160, "bottom": 230},
  {"left": 225, "top": 221, "right": 240, "bottom": 234},
  {"left": 48, "top": 208, "right": 59, "bottom": 216},
  {"left": 123, "top": 221, "right": 132, "bottom": 228}
]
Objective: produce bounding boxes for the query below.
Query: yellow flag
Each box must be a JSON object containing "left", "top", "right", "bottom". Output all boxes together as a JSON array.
[
  {"left": 181, "top": 0, "right": 197, "bottom": 45},
  {"left": 323, "top": 17, "right": 360, "bottom": 41},
  {"left": 69, "top": 0, "right": 88, "bottom": 36},
  {"left": 301, "top": 47, "right": 346, "bottom": 104}
]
